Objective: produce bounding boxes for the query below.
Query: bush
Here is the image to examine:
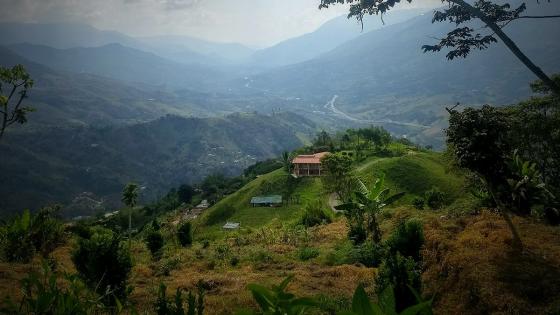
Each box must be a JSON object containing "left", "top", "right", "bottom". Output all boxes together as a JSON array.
[
  {"left": 146, "top": 230, "right": 165, "bottom": 259},
  {"left": 386, "top": 219, "right": 425, "bottom": 262},
  {"left": 297, "top": 247, "right": 320, "bottom": 261},
  {"left": 349, "top": 241, "right": 385, "bottom": 267},
  {"left": 72, "top": 228, "right": 132, "bottom": 301},
  {"left": 156, "top": 256, "right": 181, "bottom": 276},
  {"left": 299, "top": 201, "right": 332, "bottom": 228},
  {"left": 425, "top": 187, "right": 445, "bottom": 209},
  {"left": 1, "top": 261, "right": 124, "bottom": 314},
  {"left": 205, "top": 204, "right": 236, "bottom": 226},
  {"left": 177, "top": 222, "right": 193, "bottom": 247},
  {"left": 230, "top": 256, "right": 240, "bottom": 266},
  {"left": 1, "top": 207, "right": 64, "bottom": 263},
  {"left": 347, "top": 223, "right": 367, "bottom": 245},
  {"left": 154, "top": 282, "right": 205, "bottom": 315},
  {"left": 412, "top": 197, "right": 425, "bottom": 210},
  {"left": 375, "top": 253, "right": 422, "bottom": 313}
]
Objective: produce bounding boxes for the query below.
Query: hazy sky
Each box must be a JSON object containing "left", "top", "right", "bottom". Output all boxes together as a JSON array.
[{"left": 0, "top": 0, "right": 440, "bottom": 47}]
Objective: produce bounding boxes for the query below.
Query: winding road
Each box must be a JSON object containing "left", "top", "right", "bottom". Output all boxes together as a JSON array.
[{"left": 323, "top": 95, "right": 430, "bottom": 129}]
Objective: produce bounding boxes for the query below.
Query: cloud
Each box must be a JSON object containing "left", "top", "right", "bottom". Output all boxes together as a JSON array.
[
  {"left": 163, "top": 0, "right": 201, "bottom": 10},
  {"left": 0, "top": 0, "right": 439, "bottom": 46}
]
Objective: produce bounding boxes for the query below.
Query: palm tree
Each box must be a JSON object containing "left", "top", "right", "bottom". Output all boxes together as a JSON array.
[
  {"left": 122, "top": 182, "right": 139, "bottom": 246},
  {"left": 335, "top": 174, "right": 404, "bottom": 243}
]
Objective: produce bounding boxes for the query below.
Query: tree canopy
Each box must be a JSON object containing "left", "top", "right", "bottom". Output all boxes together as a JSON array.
[{"left": 0, "top": 64, "right": 34, "bottom": 140}]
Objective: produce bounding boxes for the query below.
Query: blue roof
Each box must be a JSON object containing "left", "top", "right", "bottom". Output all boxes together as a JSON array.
[{"left": 250, "top": 195, "right": 283, "bottom": 204}]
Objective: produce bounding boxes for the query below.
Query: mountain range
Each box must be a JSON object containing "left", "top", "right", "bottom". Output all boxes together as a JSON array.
[
  {"left": 1, "top": 1, "right": 559, "bottom": 216},
  {"left": 0, "top": 112, "right": 316, "bottom": 217}
]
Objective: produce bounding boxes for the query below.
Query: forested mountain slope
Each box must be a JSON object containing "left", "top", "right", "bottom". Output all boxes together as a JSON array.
[
  {"left": 0, "top": 112, "right": 316, "bottom": 217},
  {"left": 248, "top": 1, "right": 560, "bottom": 131}
]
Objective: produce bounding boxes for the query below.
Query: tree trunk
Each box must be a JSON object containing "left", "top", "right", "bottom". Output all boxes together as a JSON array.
[
  {"left": 487, "top": 183, "right": 524, "bottom": 252},
  {"left": 369, "top": 214, "right": 382, "bottom": 243},
  {"left": 452, "top": 0, "right": 560, "bottom": 96}
]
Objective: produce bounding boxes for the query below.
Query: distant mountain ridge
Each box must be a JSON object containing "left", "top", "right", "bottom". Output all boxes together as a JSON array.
[
  {"left": 7, "top": 43, "right": 228, "bottom": 90},
  {"left": 250, "top": 9, "right": 426, "bottom": 67},
  {"left": 247, "top": 1, "right": 560, "bottom": 145},
  {"left": 0, "top": 112, "right": 317, "bottom": 217}
]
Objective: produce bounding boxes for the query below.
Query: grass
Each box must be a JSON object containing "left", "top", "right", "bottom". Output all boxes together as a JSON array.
[
  {"left": 355, "top": 151, "right": 466, "bottom": 205},
  {"left": 3, "top": 148, "right": 559, "bottom": 314},
  {"left": 196, "top": 168, "right": 326, "bottom": 240}
]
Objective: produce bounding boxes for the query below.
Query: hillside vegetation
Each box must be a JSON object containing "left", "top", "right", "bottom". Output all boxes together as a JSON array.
[{"left": 0, "top": 112, "right": 317, "bottom": 217}]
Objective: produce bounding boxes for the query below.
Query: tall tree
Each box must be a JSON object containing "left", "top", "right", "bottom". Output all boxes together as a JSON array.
[
  {"left": 319, "top": 0, "right": 560, "bottom": 95},
  {"left": 122, "top": 182, "right": 139, "bottom": 246},
  {"left": 0, "top": 64, "right": 34, "bottom": 140}
]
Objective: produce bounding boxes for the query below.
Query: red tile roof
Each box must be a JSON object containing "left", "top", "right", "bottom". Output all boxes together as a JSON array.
[{"left": 292, "top": 152, "right": 329, "bottom": 164}]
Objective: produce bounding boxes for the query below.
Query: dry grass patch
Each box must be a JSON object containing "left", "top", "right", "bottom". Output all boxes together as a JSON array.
[{"left": 423, "top": 210, "right": 560, "bottom": 314}]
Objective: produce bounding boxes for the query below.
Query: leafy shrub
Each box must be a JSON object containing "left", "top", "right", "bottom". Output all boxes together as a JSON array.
[
  {"left": 230, "top": 256, "right": 240, "bottom": 267},
  {"left": 412, "top": 198, "right": 424, "bottom": 210},
  {"left": 424, "top": 187, "right": 445, "bottom": 209},
  {"left": 156, "top": 256, "right": 181, "bottom": 276},
  {"left": 386, "top": 219, "right": 425, "bottom": 262},
  {"left": 0, "top": 261, "right": 128, "bottom": 314},
  {"left": 72, "top": 227, "right": 132, "bottom": 301},
  {"left": 343, "top": 283, "right": 431, "bottom": 315},
  {"left": 1, "top": 210, "right": 35, "bottom": 263},
  {"left": 297, "top": 247, "right": 320, "bottom": 261},
  {"left": 347, "top": 223, "right": 367, "bottom": 245},
  {"left": 177, "top": 222, "right": 193, "bottom": 247},
  {"left": 375, "top": 253, "right": 422, "bottom": 313},
  {"left": 154, "top": 282, "right": 205, "bottom": 315},
  {"left": 214, "top": 243, "right": 231, "bottom": 260},
  {"left": 251, "top": 249, "right": 274, "bottom": 265},
  {"left": 349, "top": 241, "right": 385, "bottom": 268},
  {"left": 241, "top": 276, "right": 317, "bottom": 315},
  {"left": 146, "top": 230, "right": 165, "bottom": 259},
  {"left": 299, "top": 201, "right": 332, "bottom": 228},
  {"left": 1, "top": 207, "right": 64, "bottom": 263}
]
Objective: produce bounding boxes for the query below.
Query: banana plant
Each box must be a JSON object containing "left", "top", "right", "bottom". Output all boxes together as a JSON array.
[
  {"left": 335, "top": 174, "right": 405, "bottom": 243},
  {"left": 338, "top": 284, "right": 432, "bottom": 315}
]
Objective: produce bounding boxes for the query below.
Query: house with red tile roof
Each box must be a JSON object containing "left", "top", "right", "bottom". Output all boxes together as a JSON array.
[{"left": 292, "top": 152, "right": 329, "bottom": 177}]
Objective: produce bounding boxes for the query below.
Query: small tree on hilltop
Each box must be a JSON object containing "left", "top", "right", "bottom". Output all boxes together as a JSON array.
[{"left": 0, "top": 64, "right": 34, "bottom": 140}]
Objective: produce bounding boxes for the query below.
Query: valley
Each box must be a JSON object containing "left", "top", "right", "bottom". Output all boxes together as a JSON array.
[{"left": 0, "top": 2, "right": 559, "bottom": 314}]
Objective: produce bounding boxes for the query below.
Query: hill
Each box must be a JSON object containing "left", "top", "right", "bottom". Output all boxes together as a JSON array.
[
  {"left": 0, "top": 22, "right": 230, "bottom": 65},
  {"left": 0, "top": 112, "right": 317, "bottom": 217},
  {"left": 139, "top": 35, "right": 254, "bottom": 64},
  {"left": 247, "top": 1, "right": 560, "bottom": 146},
  {"left": 198, "top": 148, "right": 467, "bottom": 235},
  {"left": 7, "top": 43, "right": 229, "bottom": 90},
  {"left": 0, "top": 47, "right": 216, "bottom": 127},
  {"left": 250, "top": 9, "right": 425, "bottom": 68}
]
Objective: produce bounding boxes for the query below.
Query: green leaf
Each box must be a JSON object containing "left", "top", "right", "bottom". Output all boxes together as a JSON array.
[
  {"left": 335, "top": 203, "right": 362, "bottom": 211},
  {"left": 384, "top": 192, "right": 406, "bottom": 206},
  {"left": 399, "top": 301, "right": 432, "bottom": 315},
  {"left": 351, "top": 284, "right": 374, "bottom": 315},
  {"left": 378, "top": 286, "right": 396, "bottom": 315}
]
